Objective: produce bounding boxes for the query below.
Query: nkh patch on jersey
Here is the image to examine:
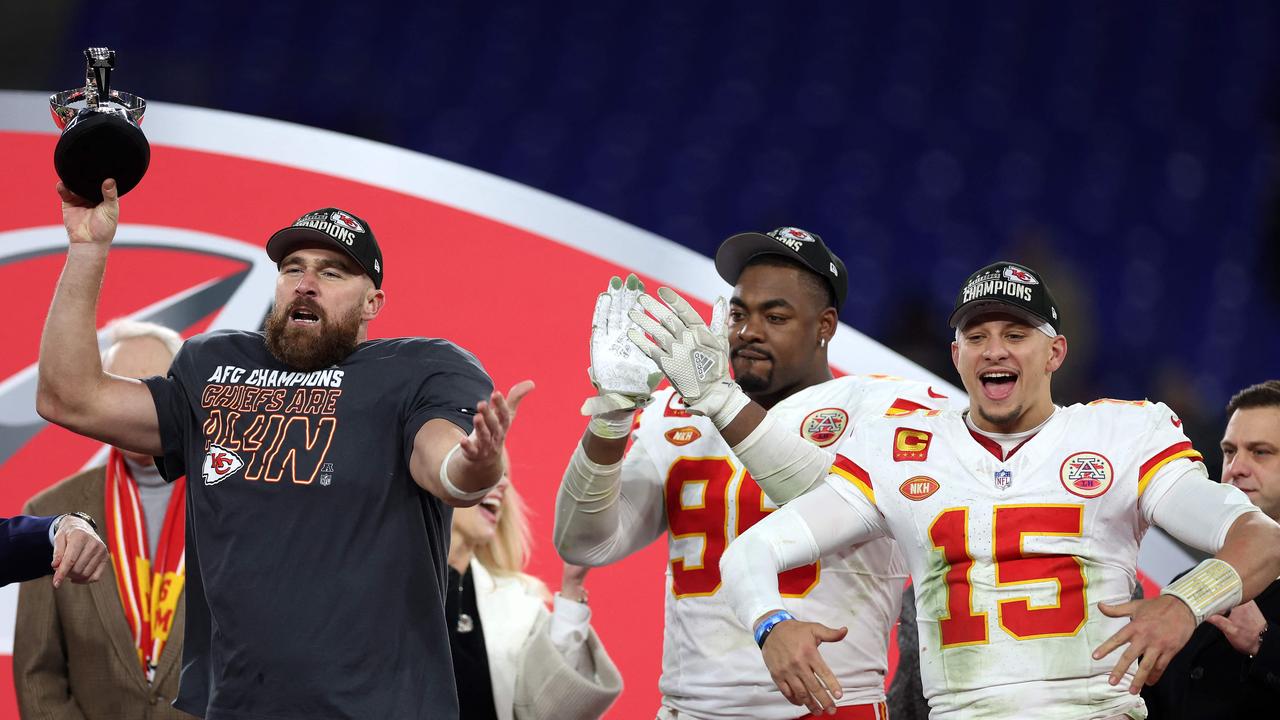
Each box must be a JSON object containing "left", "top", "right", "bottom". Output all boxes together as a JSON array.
[
  {"left": 899, "top": 476, "right": 939, "bottom": 501},
  {"left": 664, "top": 426, "right": 701, "bottom": 446}
]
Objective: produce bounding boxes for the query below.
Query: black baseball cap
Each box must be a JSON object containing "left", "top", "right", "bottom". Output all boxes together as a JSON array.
[
  {"left": 266, "top": 208, "right": 384, "bottom": 288},
  {"left": 714, "top": 227, "right": 848, "bottom": 310},
  {"left": 949, "top": 261, "right": 1061, "bottom": 335}
]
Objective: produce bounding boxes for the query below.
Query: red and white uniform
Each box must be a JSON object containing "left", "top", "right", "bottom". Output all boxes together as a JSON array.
[
  {"left": 819, "top": 401, "right": 1252, "bottom": 719},
  {"left": 567, "top": 375, "right": 941, "bottom": 719}
]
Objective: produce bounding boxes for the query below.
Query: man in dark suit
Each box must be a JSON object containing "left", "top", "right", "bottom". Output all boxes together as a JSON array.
[
  {"left": 1143, "top": 380, "right": 1280, "bottom": 718},
  {"left": 14, "top": 320, "right": 195, "bottom": 720},
  {"left": 0, "top": 512, "right": 105, "bottom": 586}
]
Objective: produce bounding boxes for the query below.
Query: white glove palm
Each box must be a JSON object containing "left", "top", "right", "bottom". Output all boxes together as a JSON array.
[
  {"left": 626, "top": 287, "right": 750, "bottom": 429},
  {"left": 581, "top": 274, "right": 662, "bottom": 421}
]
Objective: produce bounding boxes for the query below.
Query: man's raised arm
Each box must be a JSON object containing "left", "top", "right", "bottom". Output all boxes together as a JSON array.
[{"left": 36, "top": 180, "right": 163, "bottom": 456}]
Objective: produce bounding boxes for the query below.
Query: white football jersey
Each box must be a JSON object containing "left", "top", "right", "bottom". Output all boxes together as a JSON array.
[
  {"left": 826, "top": 400, "right": 1214, "bottom": 720},
  {"left": 628, "top": 375, "right": 944, "bottom": 719}
]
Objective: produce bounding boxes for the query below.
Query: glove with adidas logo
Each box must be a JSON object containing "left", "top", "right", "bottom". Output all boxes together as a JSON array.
[
  {"left": 581, "top": 274, "right": 663, "bottom": 438},
  {"left": 626, "top": 287, "right": 750, "bottom": 429}
]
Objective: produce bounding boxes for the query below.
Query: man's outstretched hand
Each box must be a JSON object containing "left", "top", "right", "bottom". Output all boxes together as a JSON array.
[{"left": 459, "top": 380, "right": 536, "bottom": 464}]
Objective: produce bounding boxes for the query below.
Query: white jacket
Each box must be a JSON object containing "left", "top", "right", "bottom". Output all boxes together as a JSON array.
[{"left": 471, "top": 560, "right": 622, "bottom": 720}]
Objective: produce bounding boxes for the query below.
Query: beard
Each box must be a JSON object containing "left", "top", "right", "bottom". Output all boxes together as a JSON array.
[
  {"left": 264, "top": 298, "right": 362, "bottom": 372},
  {"left": 976, "top": 402, "right": 1024, "bottom": 429},
  {"left": 731, "top": 346, "right": 774, "bottom": 394}
]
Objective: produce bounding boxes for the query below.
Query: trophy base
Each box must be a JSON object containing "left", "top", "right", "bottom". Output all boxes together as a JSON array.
[{"left": 53, "top": 111, "right": 150, "bottom": 203}]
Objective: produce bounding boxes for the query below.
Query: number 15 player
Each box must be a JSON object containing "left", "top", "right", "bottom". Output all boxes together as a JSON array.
[{"left": 707, "top": 262, "right": 1280, "bottom": 719}]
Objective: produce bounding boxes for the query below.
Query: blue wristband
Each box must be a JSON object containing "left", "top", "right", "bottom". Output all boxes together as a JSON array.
[{"left": 754, "top": 610, "right": 795, "bottom": 648}]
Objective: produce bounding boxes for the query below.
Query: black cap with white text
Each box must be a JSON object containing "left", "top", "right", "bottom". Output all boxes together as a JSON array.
[
  {"left": 266, "top": 208, "right": 384, "bottom": 288},
  {"left": 714, "top": 226, "right": 848, "bottom": 311},
  {"left": 949, "top": 261, "right": 1061, "bottom": 335}
]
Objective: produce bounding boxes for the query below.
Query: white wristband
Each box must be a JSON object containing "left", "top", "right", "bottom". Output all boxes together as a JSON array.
[
  {"left": 1161, "top": 558, "right": 1243, "bottom": 624},
  {"left": 587, "top": 409, "right": 635, "bottom": 440},
  {"left": 439, "top": 443, "right": 497, "bottom": 502}
]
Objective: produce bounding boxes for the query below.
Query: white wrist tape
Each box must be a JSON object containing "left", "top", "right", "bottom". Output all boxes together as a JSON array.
[
  {"left": 1160, "top": 558, "right": 1243, "bottom": 624},
  {"left": 587, "top": 409, "right": 635, "bottom": 440},
  {"left": 731, "top": 413, "right": 834, "bottom": 505},
  {"left": 439, "top": 443, "right": 497, "bottom": 502}
]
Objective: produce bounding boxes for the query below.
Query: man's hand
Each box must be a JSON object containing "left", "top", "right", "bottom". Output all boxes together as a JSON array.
[
  {"left": 459, "top": 380, "right": 535, "bottom": 467},
  {"left": 581, "top": 274, "right": 661, "bottom": 418},
  {"left": 560, "top": 563, "right": 590, "bottom": 603},
  {"left": 58, "top": 178, "right": 119, "bottom": 246},
  {"left": 626, "top": 287, "right": 748, "bottom": 428},
  {"left": 1093, "top": 596, "right": 1197, "bottom": 693},
  {"left": 1206, "top": 600, "right": 1268, "bottom": 657},
  {"left": 51, "top": 515, "right": 109, "bottom": 588},
  {"left": 760, "top": 618, "right": 847, "bottom": 716}
]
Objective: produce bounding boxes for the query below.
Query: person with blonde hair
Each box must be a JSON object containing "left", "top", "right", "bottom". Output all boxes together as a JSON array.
[{"left": 447, "top": 456, "right": 621, "bottom": 720}]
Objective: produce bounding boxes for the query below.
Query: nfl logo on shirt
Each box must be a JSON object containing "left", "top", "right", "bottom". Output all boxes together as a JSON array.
[{"left": 994, "top": 469, "right": 1012, "bottom": 491}]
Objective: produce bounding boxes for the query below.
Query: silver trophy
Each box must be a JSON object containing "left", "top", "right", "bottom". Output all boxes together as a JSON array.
[{"left": 50, "top": 47, "right": 150, "bottom": 202}]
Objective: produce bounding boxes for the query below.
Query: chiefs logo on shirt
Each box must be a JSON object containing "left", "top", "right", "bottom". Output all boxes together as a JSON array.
[{"left": 202, "top": 444, "right": 245, "bottom": 485}]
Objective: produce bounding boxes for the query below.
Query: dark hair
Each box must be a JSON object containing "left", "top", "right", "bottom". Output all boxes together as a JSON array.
[
  {"left": 1225, "top": 380, "right": 1280, "bottom": 418},
  {"left": 742, "top": 254, "right": 838, "bottom": 313}
]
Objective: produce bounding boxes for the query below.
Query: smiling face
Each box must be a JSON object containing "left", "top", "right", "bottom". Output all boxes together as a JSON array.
[
  {"left": 264, "top": 247, "right": 384, "bottom": 371},
  {"left": 951, "top": 312, "right": 1066, "bottom": 433},
  {"left": 451, "top": 474, "right": 509, "bottom": 548},
  {"left": 727, "top": 259, "right": 836, "bottom": 407},
  {"left": 1222, "top": 406, "right": 1280, "bottom": 521}
]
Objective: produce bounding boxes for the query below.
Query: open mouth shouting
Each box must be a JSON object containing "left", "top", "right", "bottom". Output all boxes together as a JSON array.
[
  {"left": 978, "top": 367, "right": 1019, "bottom": 402},
  {"left": 477, "top": 496, "right": 502, "bottom": 525},
  {"left": 288, "top": 303, "right": 323, "bottom": 327}
]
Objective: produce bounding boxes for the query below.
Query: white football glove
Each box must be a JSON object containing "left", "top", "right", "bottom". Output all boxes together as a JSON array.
[
  {"left": 581, "top": 274, "right": 662, "bottom": 437},
  {"left": 626, "top": 287, "right": 750, "bottom": 429}
]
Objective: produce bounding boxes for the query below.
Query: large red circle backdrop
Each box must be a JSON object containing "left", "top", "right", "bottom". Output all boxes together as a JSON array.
[{"left": 0, "top": 91, "right": 1181, "bottom": 718}]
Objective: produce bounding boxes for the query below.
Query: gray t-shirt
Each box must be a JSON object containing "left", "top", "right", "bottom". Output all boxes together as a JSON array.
[{"left": 145, "top": 330, "right": 492, "bottom": 720}]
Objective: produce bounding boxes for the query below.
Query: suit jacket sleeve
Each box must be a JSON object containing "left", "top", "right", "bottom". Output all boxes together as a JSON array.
[
  {"left": 0, "top": 515, "right": 56, "bottom": 586},
  {"left": 512, "top": 613, "right": 622, "bottom": 720},
  {"left": 12, "top": 498, "right": 88, "bottom": 720}
]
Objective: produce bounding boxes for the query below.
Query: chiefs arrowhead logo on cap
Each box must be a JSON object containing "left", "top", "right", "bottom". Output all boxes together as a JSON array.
[
  {"left": 1003, "top": 265, "right": 1039, "bottom": 285},
  {"left": 203, "top": 443, "right": 245, "bottom": 485},
  {"left": 330, "top": 210, "right": 366, "bottom": 233}
]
